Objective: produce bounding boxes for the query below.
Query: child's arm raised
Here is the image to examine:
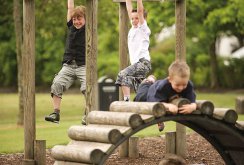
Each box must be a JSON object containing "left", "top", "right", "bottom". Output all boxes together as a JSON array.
[
  {"left": 137, "top": 0, "right": 145, "bottom": 25},
  {"left": 67, "top": 0, "right": 75, "bottom": 22},
  {"left": 126, "top": 0, "right": 133, "bottom": 20}
]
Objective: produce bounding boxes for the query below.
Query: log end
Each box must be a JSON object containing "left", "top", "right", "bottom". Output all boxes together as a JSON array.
[
  {"left": 129, "top": 114, "right": 143, "bottom": 129},
  {"left": 90, "top": 149, "right": 105, "bottom": 164},
  {"left": 108, "top": 129, "right": 123, "bottom": 144},
  {"left": 171, "top": 98, "right": 190, "bottom": 107},
  {"left": 225, "top": 110, "right": 238, "bottom": 124},
  {"left": 200, "top": 101, "right": 214, "bottom": 115},
  {"left": 178, "top": 98, "right": 191, "bottom": 107},
  {"left": 152, "top": 103, "right": 166, "bottom": 117}
]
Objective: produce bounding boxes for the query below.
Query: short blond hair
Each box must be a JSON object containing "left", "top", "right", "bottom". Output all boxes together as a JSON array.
[
  {"left": 159, "top": 154, "right": 186, "bottom": 165},
  {"left": 168, "top": 61, "right": 190, "bottom": 78},
  {"left": 71, "top": 5, "right": 86, "bottom": 19}
]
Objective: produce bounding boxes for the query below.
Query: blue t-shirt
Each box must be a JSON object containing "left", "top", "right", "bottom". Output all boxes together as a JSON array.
[{"left": 147, "top": 78, "right": 196, "bottom": 103}]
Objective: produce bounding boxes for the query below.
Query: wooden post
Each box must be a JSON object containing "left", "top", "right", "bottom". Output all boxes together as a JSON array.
[
  {"left": 165, "top": 131, "right": 176, "bottom": 154},
  {"left": 119, "top": 140, "right": 129, "bottom": 157},
  {"left": 175, "top": 0, "right": 187, "bottom": 158},
  {"left": 34, "top": 140, "right": 46, "bottom": 165},
  {"left": 176, "top": 123, "right": 186, "bottom": 158},
  {"left": 236, "top": 96, "right": 244, "bottom": 114},
  {"left": 175, "top": 0, "right": 186, "bottom": 61},
  {"left": 118, "top": 2, "right": 129, "bottom": 100},
  {"left": 129, "top": 136, "right": 139, "bottom": 158},
  {"left": 23, "top": 0, "right": 36, "bottom": 162},
  {"left": 86, "top": 0, "right": 98, "bottom": 114},
  {"left": 23, "top": 159, "right": 35, "bottom": 165}
]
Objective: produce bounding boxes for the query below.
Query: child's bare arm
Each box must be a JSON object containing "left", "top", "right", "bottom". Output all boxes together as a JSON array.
[
  {"left": 162, "top": 103, "right": 178, "bottom": 114},
  {"left": 178, "top": 103, "right": 197, "bottom": 114},
  {"left": 137, "top": 0, "right": 144, "bottom": 25},
  {"left": 67, "top": 0, "right": 75, "bottom": 22},
  {"left": 126, "top": 0, "right": 133, "bottom": 20}
]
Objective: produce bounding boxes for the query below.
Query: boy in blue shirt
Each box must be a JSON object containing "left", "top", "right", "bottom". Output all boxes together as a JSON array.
[{"left": 135, "top": 61, "right": 197, "bottom": 131}]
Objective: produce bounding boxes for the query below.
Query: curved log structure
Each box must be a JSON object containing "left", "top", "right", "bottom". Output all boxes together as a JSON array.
[{"left": 52, "top": 100, "right": 244, "bottom": 165}]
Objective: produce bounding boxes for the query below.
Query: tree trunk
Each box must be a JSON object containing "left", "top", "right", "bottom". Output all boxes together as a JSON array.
[
  {"left": 13, "top": 0, "right": 24, "bottom": 125},
  {"left": 209, "top": 37, "right": 219, "bottom": 89}
]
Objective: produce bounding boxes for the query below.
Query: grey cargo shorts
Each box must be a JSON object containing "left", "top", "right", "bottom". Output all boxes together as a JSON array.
[{"left": 51, "top": 62, "right": 86, "bottom": 98}]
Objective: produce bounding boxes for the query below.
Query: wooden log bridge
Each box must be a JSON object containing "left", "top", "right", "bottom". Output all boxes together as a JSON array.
[{"left": 51, "top": 99, "right": 244, "bottom": 165}]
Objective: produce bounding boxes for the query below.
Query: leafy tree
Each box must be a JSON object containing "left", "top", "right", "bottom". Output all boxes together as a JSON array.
[{"left": 0, "top": 1, "right": 17, "bottom": 87}]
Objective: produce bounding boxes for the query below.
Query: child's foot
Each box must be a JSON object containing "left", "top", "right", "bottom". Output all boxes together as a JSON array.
[
  {"left": 158, "top": 122, "right": 165, "bottom": 132},
  {"left": 45, "top": 112, "right": 60, "bottom": 123},
  {"left": 81, "top": 115, "right": 87, "bottom": 125}
]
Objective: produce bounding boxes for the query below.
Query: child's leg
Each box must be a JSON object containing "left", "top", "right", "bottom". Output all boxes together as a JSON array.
[
  {"left": 50, "top": 64, "right": 75, "bottom": 109},
  {"left": 115, "top": 66, "right": 135, "bottom": 101},
  {"left": 76, "top": 65, "right": 87, "bottom": 124},
  {"left": 121, "top": 86, "right": 130, "bottom": 101},
  {"left": 134, "top": 82, "right": 152, "bottom": 101},
  {"left": 45, "top": 64, "right": 75, "bottom": 123}
]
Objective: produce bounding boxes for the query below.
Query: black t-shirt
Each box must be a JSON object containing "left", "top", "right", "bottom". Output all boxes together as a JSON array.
[{"left": 62, "top": 20, "right": 86, "bottom": 66}]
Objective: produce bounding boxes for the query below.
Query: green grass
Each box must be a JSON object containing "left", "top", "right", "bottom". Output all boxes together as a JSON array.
[{"left": 0, "top": 91, "right": 243, "bottom": 154}]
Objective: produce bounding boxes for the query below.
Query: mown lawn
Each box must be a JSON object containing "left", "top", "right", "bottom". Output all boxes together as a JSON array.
[{"left": 0, "top": 91, "right": 243, "bottom": 153}]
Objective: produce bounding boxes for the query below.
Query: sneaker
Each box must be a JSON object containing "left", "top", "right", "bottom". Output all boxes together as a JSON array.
[
  {"left": 124, "top": 98, "right": 130, "bottom": 102},
  {"left": 81, "top": 115, "right": 87, "bottom": 125},
  {"left": 45, "top": 112, "right": 60, "bottom": 123},
  {"left": 158, "top": 122, "right": 165, "bottom": 132}
]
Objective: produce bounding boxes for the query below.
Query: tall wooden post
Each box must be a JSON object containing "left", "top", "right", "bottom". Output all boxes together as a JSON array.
[
  {"left": 23, "top": 0, "right": 36, "bottom": 163},
  {"left": 175, "top": 0, "right": 186, "bottom": 61},
  {"left": 86, "top": 0, "right": 98, "bottom": 113},
  {"left": 175, "top": 0, "right": 187, "bottom": 158},
  {"left": 118, "top": 2, "right": 129, "bottom": 100}
]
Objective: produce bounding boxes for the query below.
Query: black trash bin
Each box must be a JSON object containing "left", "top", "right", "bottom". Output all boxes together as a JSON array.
[{"left": 98, "top": 76, "right": 119, "bottom": 111}]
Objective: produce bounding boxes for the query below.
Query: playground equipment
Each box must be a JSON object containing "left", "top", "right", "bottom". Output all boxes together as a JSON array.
[
  {"left": 22, "top": 0, "right": 243, "bottom": 164},
  {"left": 21, "top": 0, "right": 98, "bottom": 163},
  {"left": 51, "top": 99, "right": 244, "bottom": 165}
]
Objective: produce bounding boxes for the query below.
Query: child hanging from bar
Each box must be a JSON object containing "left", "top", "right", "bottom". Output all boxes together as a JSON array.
[{"left": 115, "top": 0, "right": 152, "bottom": 101}]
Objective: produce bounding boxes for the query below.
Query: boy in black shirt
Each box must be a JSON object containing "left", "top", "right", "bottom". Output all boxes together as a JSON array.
[{"left": 45, "top": 0, "right": 86, "bottom": 124}]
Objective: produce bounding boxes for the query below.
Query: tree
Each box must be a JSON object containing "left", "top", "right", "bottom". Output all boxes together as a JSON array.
[{"left": 186, "top": 0, "right": 243, "bottom": 88}]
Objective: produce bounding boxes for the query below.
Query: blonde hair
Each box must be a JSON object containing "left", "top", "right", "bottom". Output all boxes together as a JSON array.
[
  {"left": 159, "top": 154, "right": 186, "bottom": 165},
  {"left": 168, "top": 61, "right": 190, "bottom": 78},
  {"left": 71, "top": 5, "right": 86, "bottom": 19}
]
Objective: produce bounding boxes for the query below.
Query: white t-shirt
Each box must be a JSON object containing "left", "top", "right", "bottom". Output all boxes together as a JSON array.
[{"left": 128, "top": 21, "right": 151, "bottom": 65}]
